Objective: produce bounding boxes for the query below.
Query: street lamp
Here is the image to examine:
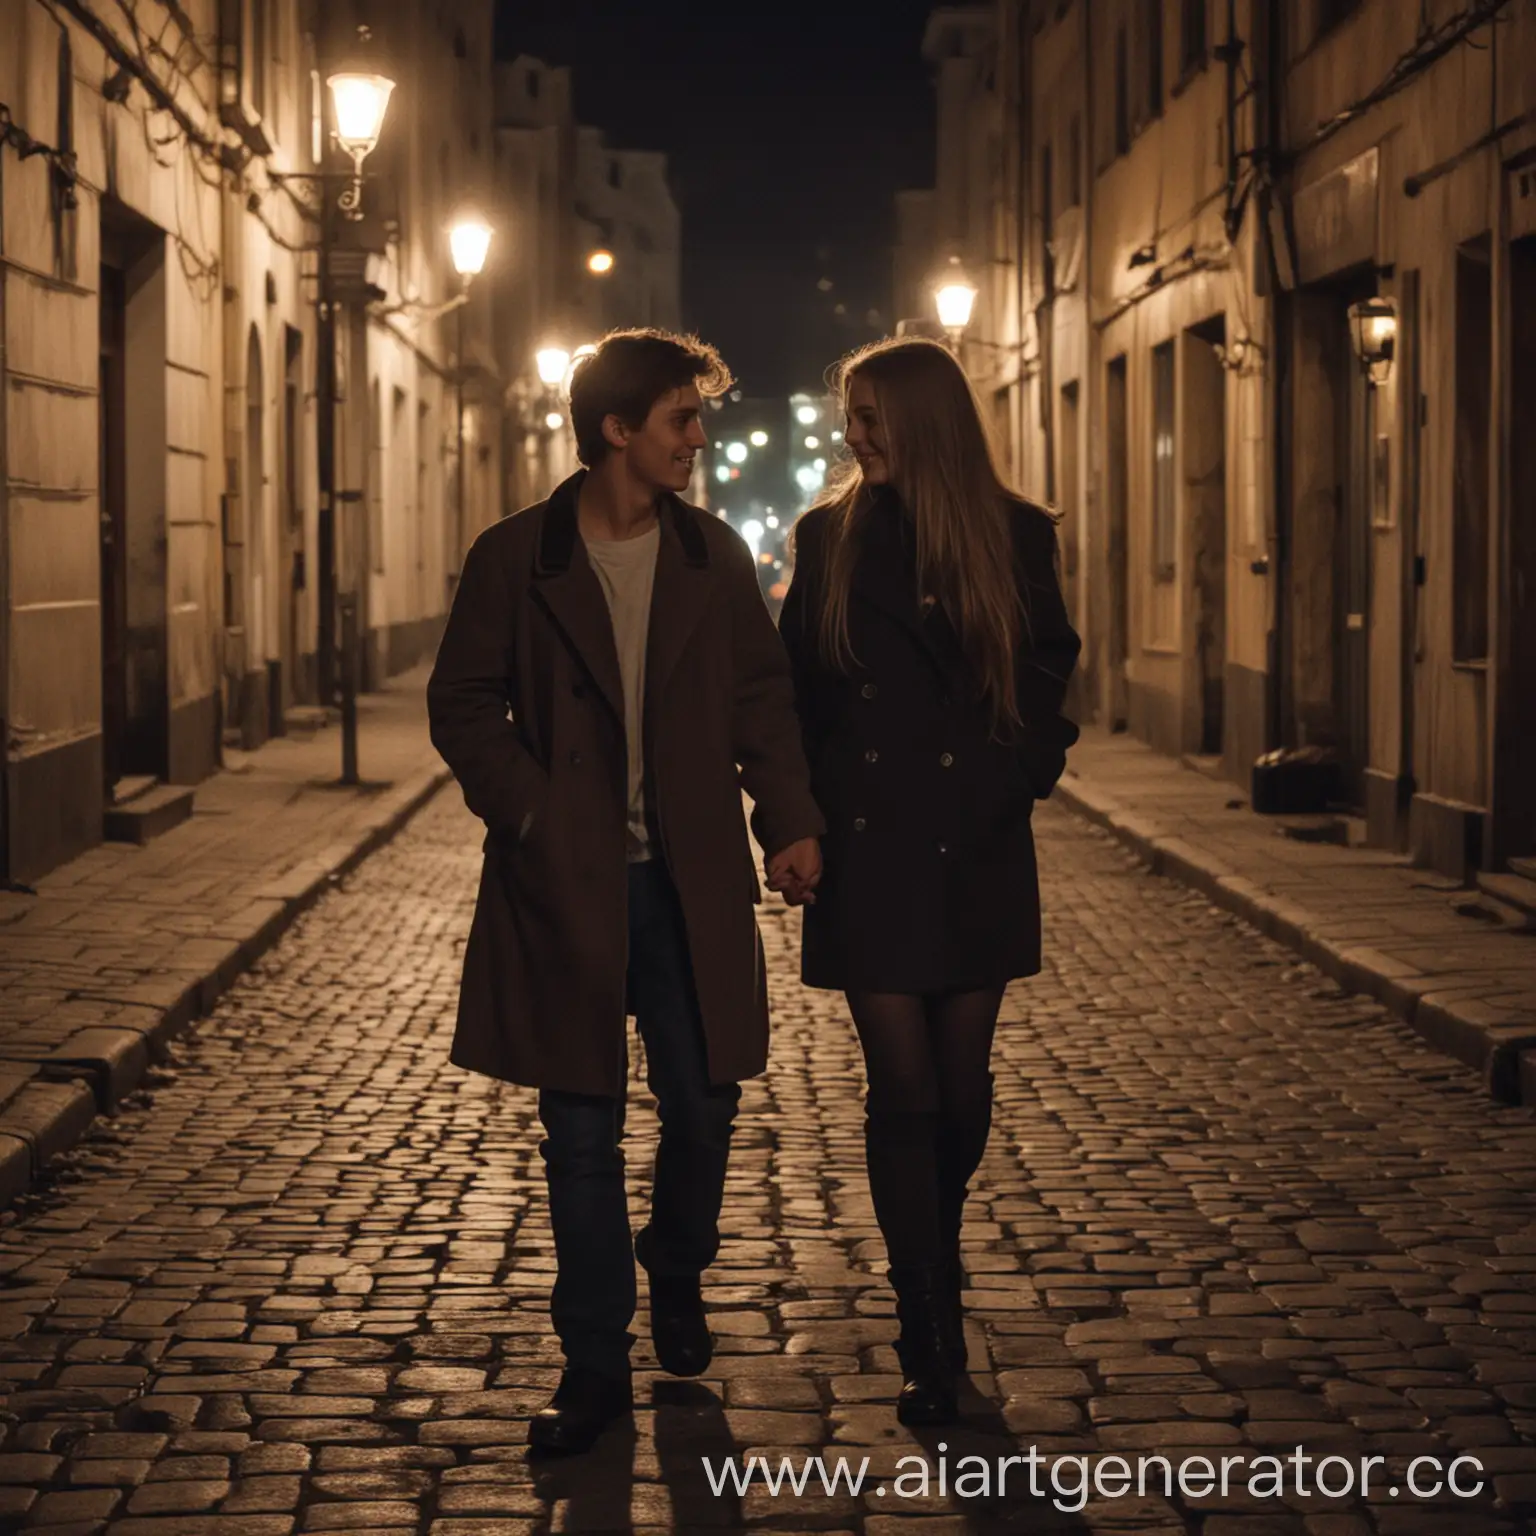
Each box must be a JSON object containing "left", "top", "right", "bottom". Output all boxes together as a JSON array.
[
  {"left": 536, "top": 346, "right": 572, "bottom": 387},
  {"left": 326, "top": 72, "right": 394, "bottom": 218},
  {"left": 1347, "top": 297, "right": 1397, "bottom": 386},
  {"left": 934, "top": 261, "right": 978, "bottom": 354},
  {"left": 448, "top": 214, "right": 494, "bottom": 630},
  {"left": 587, "top": 248, "right": 615, "bottom": 275}
]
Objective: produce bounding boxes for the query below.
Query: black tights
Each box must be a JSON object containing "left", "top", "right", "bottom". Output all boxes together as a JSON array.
[{"left": 847, "top": 987, "right": 1004, "bottom": 1275}]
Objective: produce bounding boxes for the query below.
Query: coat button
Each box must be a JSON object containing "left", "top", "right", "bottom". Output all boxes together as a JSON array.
[
  {"left": 864, "top": 748, "right": 879, "bottom": 764},
  {"left": 939, "top": 752, "right": 954, "bottom": 768},
  {"left": 853, "top": 817, "right": 867, "bottom": 832},
  {"left": 569, "top": 750, "right": 582, "bottom": 765},
  {"left": 861, "top": 682, "right": 877, "bottom": 699}
]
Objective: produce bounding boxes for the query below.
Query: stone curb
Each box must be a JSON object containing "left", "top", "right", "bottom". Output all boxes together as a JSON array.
[
  {"left": 1052, "top": 772, "right": 1536, "bottom": 1105},
  {"left": 0, "top": 764, "right": 451, "bottom": 1210}
]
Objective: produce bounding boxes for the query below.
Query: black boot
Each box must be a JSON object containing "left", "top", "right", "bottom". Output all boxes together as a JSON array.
[
  {"left": 890, "top": 1266, "right": 959, "bottom": 1425},
  {"left": 648, "top": 1273, "right": 712, "bottom": 1377},
  {"left": 936, "top": 1250, "right": 967, "bottom": 1371},
  {"left": 528, "top": 1366, "right": 634, "bottom": 1456}
]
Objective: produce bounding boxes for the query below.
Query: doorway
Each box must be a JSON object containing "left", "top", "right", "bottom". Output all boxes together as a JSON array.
[
  {"left": 1105, "top": 355, "right": 1130, "bottom": 729},
  {"left": 1058, "top": 380, "right": 1080, "bottom": 628},
  {"left": 1184, "top": 319, "right": 1227, "bottom": 757},
  {"left": 1495, "top": 235, "right": 1536, "bottom": 865},
  {"left": 99, "top": 200, "right": 168, "bottom": 791},
  {"left": 1285, "top": 276, "right": 1375, "bottom": 808},
  {"left": 278, "top": 325, "right": 305, "bottom": 712}
]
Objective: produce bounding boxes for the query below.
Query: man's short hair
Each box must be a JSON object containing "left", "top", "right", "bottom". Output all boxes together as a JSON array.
[{"left": 568, "top": 328, "right": 733, "bottom": 467}]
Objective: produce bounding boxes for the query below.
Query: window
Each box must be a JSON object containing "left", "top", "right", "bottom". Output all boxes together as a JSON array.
[
  {"left": 1453, "top": 237, "right": 1491, "bottom": 662},
  {"left": 1144, "top": 0, "right": 1163, "bottom": 118},
  {"left": 1180, "top": 0, "right": 1207, "bottom": 77},
  {"left": 1114, "top": 24, "right": 1130, "bottom": 155},
  {"left": 1067, "top": 114, "right": 1081, "bottom": 206},
  {"left": 1152, "top": 340, "right": 1176, "bottom": 581}
]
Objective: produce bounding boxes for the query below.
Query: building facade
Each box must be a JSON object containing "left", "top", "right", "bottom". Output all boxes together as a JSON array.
[
  {"left": 0, "top": 0, "right": 499, "bottom": 883},
  {"left": 909, "top": 0, "right": 1536, "bottom": 879},
  {"left": 2, "top": 3, "right": 685, "bottom": 885}
]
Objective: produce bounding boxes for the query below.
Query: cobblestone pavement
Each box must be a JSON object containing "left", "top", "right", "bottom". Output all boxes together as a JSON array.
[{"left": 2, "top": 791, "right": 1535, "bottom": 1536}]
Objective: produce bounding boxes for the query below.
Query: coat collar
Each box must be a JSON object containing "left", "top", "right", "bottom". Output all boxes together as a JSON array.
[{"left": 531, "top": 470, "right": 712, "bottom": 723}]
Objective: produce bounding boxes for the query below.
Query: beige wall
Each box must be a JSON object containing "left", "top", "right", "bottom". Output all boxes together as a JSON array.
[{"left": 1, "top": 0, "right": 501, "bottom": 879}]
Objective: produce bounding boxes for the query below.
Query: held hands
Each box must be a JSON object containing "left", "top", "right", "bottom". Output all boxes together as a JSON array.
[{"left": 765, "top": 837, "right": 822, "bottom": 907}]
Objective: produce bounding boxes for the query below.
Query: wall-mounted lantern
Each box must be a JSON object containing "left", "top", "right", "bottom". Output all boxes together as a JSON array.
[{"left": 1348, "top": 297, "right": 1397, "bottom": 386}]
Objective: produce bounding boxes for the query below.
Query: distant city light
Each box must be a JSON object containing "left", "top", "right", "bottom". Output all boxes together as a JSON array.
[
  {"left": 545, "top": 411, "right": 564, "bottom": 430},
  {"left": 796, "top": 405, "right": 818, "bottom": 425},
  {"left": 725, "top": 442, "right": 748, "bottom": 464},
  {"left": 715, "top": 464, "right": 731, "bottom": 482},
  {"left": 749, "top": 430, "right": 769, "bottom": 447},
  {"left": 804, "top": 435, "right": 820, "bottom": 450},
  {"left": 795, "top": 465, "right": 822, "bottom": 493},
  {"left": 714, "top": 441, "right": 723, "bottom": 449},
  {"left": 765, "top": 515, "right": 779, "bottom": 529},
  {"left": 832, "top": 430, "right": 843, "bottom": 442},
  {"left": 741, "top": 518, "right": 764, "bottom": 553},
  {"left": 813, "top": 457, "right": 827, "bottom": 471}
]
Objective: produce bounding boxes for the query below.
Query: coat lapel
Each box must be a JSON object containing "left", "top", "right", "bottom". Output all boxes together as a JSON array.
[
  {"left": 849, "top": 502, "right": 946, "bottom": 666},
  {"left": 530, "top": 472, "right": 626, "bottom": 723},
  {"left": 645, "top": 494, "right": 712, "bottom": 713}
]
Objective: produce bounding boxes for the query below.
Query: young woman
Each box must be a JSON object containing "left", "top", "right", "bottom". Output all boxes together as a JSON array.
[{"left": 773, "top": 337, "right": 1080, "bottom": 1425}]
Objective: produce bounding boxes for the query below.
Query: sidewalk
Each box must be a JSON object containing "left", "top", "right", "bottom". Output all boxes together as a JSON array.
[
  {"left": 1054, "top": 730, "right": 1536, "bottom": 1105},
  {"left": 0, "top": 667, "right": 449, "bottom": 1207}
]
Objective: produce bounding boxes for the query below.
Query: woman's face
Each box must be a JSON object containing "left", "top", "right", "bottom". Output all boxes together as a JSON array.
[{"left": 843, "top": 374, "right": 889, "bottom": 485}]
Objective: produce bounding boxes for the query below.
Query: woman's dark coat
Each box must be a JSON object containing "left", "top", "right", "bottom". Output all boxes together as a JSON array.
[
  {"left": 778, "top": 492, "right": 1081, "bottom": 993},
  {"left": 427, "top": 471, "right": 825, "bottom": 1097}
]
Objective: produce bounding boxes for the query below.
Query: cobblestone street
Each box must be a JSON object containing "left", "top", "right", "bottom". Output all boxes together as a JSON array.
[{"left": 2, "top": 790, "right": 1536, "bottom": 1536}]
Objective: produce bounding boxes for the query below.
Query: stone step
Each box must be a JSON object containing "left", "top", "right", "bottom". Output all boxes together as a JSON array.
[
  {"left": 103, "top": 782, "right": 195, "bottom": 845},
  {"left": 1476, "top": 871, "right": 1536, "bottom": 931},
  {"left": 108, "top": 773, "right": 158, "bottom": 807}
]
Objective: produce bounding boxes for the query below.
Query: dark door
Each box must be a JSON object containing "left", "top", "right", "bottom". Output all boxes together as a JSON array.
[
  {"left": 1106, "top": 355, "right": 1130, "bottom": 729},
  {"left": 99, "top": 262, "right": 128, "bottom": 794},
  {"left": 1336, "top": 329, "right": 1372, "bottom": 807}
]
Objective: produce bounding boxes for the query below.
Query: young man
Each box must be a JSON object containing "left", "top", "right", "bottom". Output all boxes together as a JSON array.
[{"left": 428, "top": 329, "right": 823, "bottom": 1455}]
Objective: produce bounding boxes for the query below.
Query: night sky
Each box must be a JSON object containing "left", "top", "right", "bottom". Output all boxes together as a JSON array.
[{"left": 493, "top": 0, "right": 939, "bottom": 397}]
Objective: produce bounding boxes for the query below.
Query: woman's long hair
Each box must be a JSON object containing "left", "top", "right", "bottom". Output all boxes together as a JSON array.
[{"left": 807, "top": 336, "right": 1026, "bottom": 734}]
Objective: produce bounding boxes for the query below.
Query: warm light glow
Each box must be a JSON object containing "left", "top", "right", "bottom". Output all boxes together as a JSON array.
[
  {"left": 536, "top": 347, "right": 571, "bottom": 386},
  {"left": 741, "top": 518, "right": 764, "bottom": 549},
  {"left": 935, "top": 278, "right": 978, "bottom": 330},
  {"left": 1348, "top": 297, "right": 1397, "bottom": 385},
  {"left": 796, "top": 405, "right": 818, "bottom": 425},
  {"left": 587, "top": 249, "right": 615, "bottom": 275},
  {"left": 725, "top": 442, "right": 748, "bottom": 464},
  {"left": 765, "top": 514, "right": 779, "bottom": 529},
  {"left": 749, "top": 430, "right": 769, "bottom": 447},
  {"left": 804, "top": 435, "right": 820, "bottom": 450},
  {"left": 328, "top": 72, "right": 394, "bottom": 156},
  {"left": 545, "top": 411, "right": 565, "bottom": 430},
  {"left": 449, "top": 217, "right": 493, "bottom": 278}
]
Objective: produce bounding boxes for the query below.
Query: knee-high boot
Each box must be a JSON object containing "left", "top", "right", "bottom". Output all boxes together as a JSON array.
[
  {"left": 863, "top": 1108, "right": 957, "bottom": 1424},
  {"left": 934, "top": 1080, "right": 994, "bottom": 1370}
]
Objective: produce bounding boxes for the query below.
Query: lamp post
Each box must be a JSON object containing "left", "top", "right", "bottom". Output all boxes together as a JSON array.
[
  {"left": 448, "top": 214, "right": 493, "bottom": 575},
  {"left": 313, "top": 66, "right": 393, "bottom": 785}
]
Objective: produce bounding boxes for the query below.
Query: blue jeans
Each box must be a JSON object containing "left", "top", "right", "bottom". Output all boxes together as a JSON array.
[{"left": 537, "top": 860, "right": 741, "bottom": 1378}]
